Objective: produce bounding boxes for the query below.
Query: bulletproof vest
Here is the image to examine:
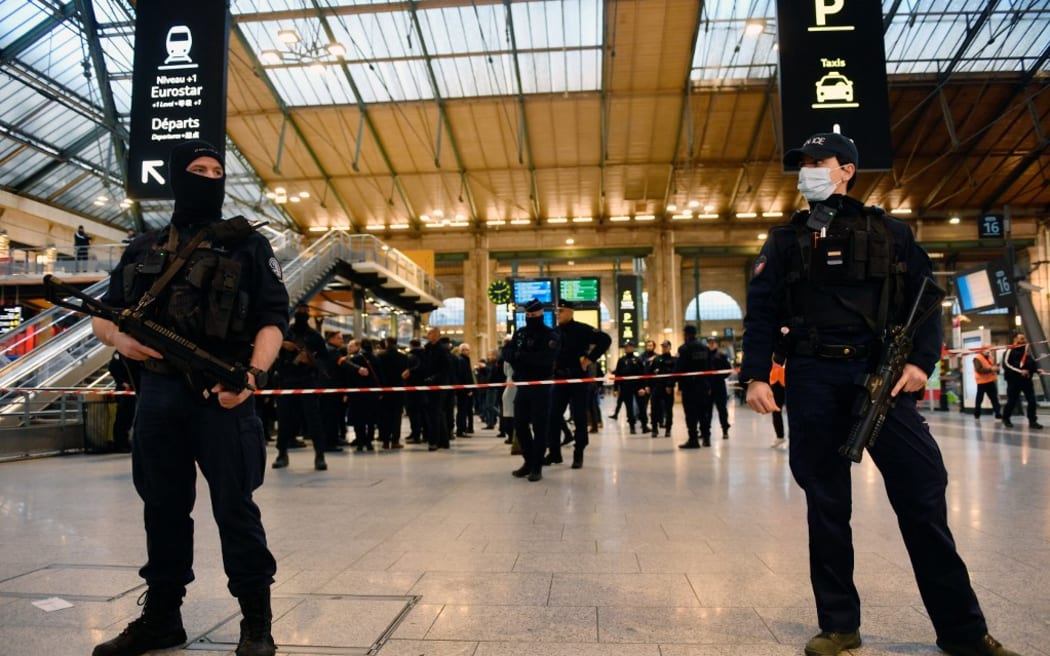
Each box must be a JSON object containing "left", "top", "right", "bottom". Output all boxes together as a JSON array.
[
  {"left": 785, "top": 207, "right": 903, "bottom": 340},
  {"left": 122, "top": 222, "right": 254, "bottom": 345}
]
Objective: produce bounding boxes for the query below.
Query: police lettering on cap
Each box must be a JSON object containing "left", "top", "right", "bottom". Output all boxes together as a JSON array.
[
  {"left": 783, "top": 132, "right": 859, "bottom": 168},
  {"left": 557, "top": 299, "right": 576, "bottom": 310},
  {"left": 524, "top": 298, "right": 544, "bottom": 313}
]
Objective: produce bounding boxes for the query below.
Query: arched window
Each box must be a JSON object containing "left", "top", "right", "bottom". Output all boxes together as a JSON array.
[
  {"left": 429, "top": 297, "right": 465, "bottom": 326},
  {"left": 683, "top": 291, "right": 743, "bottom": 322}
]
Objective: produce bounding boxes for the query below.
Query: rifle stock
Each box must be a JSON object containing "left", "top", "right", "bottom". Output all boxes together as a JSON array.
[
  {"left": 840, "top": 277, "right": 945, "bottom": 463},
  {"left": 43, "top": 275, "right": 251, "bottom": 394}
]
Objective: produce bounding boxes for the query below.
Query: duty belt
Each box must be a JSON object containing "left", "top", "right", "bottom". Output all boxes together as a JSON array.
[{"left": 792, "top": 341, "right": 870, "bottom": 360}]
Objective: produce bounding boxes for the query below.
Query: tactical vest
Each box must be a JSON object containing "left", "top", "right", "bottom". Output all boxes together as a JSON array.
[
  {"left": 121, "top": 220, "right": 256, "bottom": 348},
  {"left": 783, "top": 207, "right": 906, "bottom": 346}
]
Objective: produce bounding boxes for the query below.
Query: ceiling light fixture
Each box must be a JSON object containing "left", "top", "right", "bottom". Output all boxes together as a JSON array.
[
  {"left": 696, "top": 213, "right": 720, "bottom": 219},
  {"left": 687, "top": 200, "right": 700, "bottom": 209},
  {"left": 762, "top": 211, "right": 783, "bottom": 218},
  {"left": 634, "top": 215, "right": 655, "bottom": 222},
  {"left": 389, "top": 223, "right": 410, "bottom": 230},
  {"left": 667, "top": 204, "right": 678, "bottom": 212},
  {"left": 949, "top": 216, "right": 961, "bottom": 224},
  {"left": 510, "top": 218, "right": 532, "bottom": 225},
  {"left": 548, "top": 217, "right": 568, "bottom": 224},
  {"left": 572, "top": 217, "right": 592, "bottom": 223},
  {"left": 744, "top": 18, "right": 766, "bottom": 36},
  {"left": 609, "top": 216, "right": 631, "bottom": 222},
  {"left": 736, "top": 212, "right": 758, "bottom": 218},
  {"left": 262, "top": 28, "right": 344, "bottom": 66},
  {"left": 566, "top": 238, "right": 575, "bottom": 245}
]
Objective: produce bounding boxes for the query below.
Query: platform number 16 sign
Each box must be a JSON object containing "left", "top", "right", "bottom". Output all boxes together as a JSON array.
[{"left": 979, "top": 214, "right": 1004, "bottom": 239}]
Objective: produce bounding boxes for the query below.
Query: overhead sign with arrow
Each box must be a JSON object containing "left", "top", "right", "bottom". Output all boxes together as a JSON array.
[{"left": 126, "top": 0, "right": 230, "bottom": 199}]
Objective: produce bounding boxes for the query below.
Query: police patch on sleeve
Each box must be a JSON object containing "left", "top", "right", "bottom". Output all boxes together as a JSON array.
[
  {"left": 753, "top": 255, "right": 767, "bottom": 277},
  {"left": 268, "top": 257, "right": 283, "bottom": 282}
]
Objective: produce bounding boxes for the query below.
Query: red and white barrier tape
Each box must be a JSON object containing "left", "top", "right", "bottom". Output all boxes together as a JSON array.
[{"left": 0, "top": 368, "right": 738, "bottom": 397}]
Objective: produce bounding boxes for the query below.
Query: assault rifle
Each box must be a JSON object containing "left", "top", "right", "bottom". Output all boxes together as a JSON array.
[
  {"left": 840, "top": 277, "right": 946, "bottom": 463},
  {"left": 43, "top": 275, "right": 253, "bottom": 395}
]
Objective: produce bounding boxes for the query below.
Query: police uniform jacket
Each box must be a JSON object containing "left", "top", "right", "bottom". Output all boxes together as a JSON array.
[
  {"left": 506, "top": 323, "right": 560, "bottom": 382},
  {"left": 674, "top": 337, "right": 710, "bottom": 387},
  {"left": 647, "top": 352, "right": 677, "bottom": 392},
  {"left": 739, "top": 194, "right": 940, "bottom": 386},
  {"left": 276, "top": 324, "right": 325, "bottom": 387},
  {"left": 554, "top": 320, "right": 611, "bottom": 374},
  {"left": 102, "top": 221, "right": 289, "bottom": 385},
  {"left": 613, "top": 352, "right": 645, "bottom": 391}
]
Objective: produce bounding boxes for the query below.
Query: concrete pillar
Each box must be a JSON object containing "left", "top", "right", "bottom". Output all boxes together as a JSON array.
[
  {"left": 463, "top": 234, "right": 491, "bottom": 353},
  {"left": 649, "top": 228, "right": 680, "bottom": 344}
]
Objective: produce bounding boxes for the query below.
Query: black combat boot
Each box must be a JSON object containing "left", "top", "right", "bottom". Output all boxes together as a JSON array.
[
  {"left": 93, "top": 585, "right": 186, "bottom": 656},
  {"left": 236, "top": 588, "right": 276, "bottom": 656}
]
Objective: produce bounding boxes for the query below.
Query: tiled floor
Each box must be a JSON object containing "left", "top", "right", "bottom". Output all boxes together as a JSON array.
[{"left": 1, "top": 400, "right": 1048, "bottom": 656}]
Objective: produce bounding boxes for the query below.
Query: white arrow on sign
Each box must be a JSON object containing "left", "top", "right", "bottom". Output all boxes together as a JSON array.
[{"left": 141, "top": 160, "right": 165, "bottom": 185}]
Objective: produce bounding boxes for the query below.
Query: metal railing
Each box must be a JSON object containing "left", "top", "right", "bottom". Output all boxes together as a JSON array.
[
  {"left": 282, "top": 230, "right": 443, "bottom": 306},
  {"left": 0, "top": 243, "right": 126, "bottom": 278}
]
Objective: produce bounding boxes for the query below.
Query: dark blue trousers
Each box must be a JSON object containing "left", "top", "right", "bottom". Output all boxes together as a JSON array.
[
  {"left": 132, "top": 372, "right": 275, "bottom": 597},
  {"left": 785, "top": 356, "right": 987, "bottom": 643},
  {"left": 514, "top": 384, "right": 551, "bottom": 470},
  {"left": 548, "top": 378, "right": 590, "bottom": 459}
]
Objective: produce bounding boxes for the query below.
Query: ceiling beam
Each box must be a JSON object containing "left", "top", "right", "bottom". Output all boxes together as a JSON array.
[
  {"left": 73, "top": 0, "right": 141, "bottom": 230},
  {"left": 503, "top": 0, "right": 541, "bottom": 222},
  {"left": 406, "top": 0, "right": 479, "bottom": 228},
  {"left": 0, "top": 2, "right": 76, "bottom": 66},
  {"left": 727, "top": 76, "right": 776, "bottom": 213},
  {"left": 312, "top": 2, "right": 418, "bottom": 228},
  {"left": 12, "top": 123, "right": 111, "bottom": 192},
  {"left": 661, "top": 1, "right": 705, "bottom": 219},
  {"left": 0, "top": 119, "right": 122, "bottom": 187},
  {"left": 231, "top": 24, "right": 362, "bottom": 233},
  {"left": 919, "top": 41, "right": 1050, "bottom": 211}
]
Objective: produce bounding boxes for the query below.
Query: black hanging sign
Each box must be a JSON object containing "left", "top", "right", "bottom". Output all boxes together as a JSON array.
[
  {"left": 616, "top": 275, "right": 641, "bottom": 347},
  {"left": 777, "top": 0, "right": 892, "bottom": 170},
  {"left": 127, "top": 0, "right": 230, "bottom": 199}
]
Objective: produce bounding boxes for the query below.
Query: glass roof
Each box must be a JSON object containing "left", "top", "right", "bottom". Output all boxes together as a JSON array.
[
  {"left": 0, "top": 0, "right": 293, "bottom": 232},
  {"left": 1, "top": 0, "right": 1047, "bottom": 233},
  {"left": 234, "top": 0, "right": 603, "bottom": 106},
  {"left": 692, "top": 0, "right": 1050, "bottom": 84}
]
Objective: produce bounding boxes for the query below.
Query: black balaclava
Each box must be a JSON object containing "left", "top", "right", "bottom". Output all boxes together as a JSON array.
[
  {"left": 525, "top": 314, "right": 545, "bottom": 329},
  {"left": 293, "top": 306, "right": 309, "bottom": 330},
  {"left": 168, "top": 140, "right": 225, "bottom": 227}
]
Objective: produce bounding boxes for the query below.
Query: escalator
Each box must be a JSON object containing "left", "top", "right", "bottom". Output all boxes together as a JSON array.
[{"left": 0, "top": 228, "right": 441, "bottom": 458}]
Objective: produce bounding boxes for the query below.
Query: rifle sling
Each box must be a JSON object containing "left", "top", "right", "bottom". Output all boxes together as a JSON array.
[{"left": 134, "top": 226, "right": 213, "bottom": 312}]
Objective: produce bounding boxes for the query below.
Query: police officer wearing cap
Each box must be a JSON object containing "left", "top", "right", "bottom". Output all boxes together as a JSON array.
[
  {"left": 612, "top": 340, "right": 648, "bottom": 434},
  {"left": 740, "top": 132, "right": 1020, "bottom": 656},
  {"left": 646, "top": 339, "right": 676, "bottom": 438},
  {"left": 92, "top": 140, "right": 287, "bottom": 656},
  {"left": 548, "top": 298, "right": 611, "bottom": 468},
  {"left": 674, "top": 324, "right": 712, "bottom": 448},
  {"left": 504, "top": 298, "right": 560, "bottom": 480}
]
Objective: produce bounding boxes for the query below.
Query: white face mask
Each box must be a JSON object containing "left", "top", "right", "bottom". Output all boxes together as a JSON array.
[{"left": 797, "top": 166, "right": 845, "bottom": 202}]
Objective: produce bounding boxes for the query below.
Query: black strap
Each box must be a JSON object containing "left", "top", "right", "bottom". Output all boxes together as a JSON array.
[
  {"left": 132, "top": 216, "right": 257, "bottom": 314},
  {"left": 133, "top": 227, "right": 213, "bottom": 313}
]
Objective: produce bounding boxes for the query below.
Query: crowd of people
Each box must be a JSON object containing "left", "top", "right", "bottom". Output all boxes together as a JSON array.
[{"left": 248, "top": 300, "right": 742, "bottom": 475}]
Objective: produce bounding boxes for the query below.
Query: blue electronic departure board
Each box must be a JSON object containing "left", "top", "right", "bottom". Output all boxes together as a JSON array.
[{"left": 512, "top": 279, "right": 553, "bottom": 305}]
